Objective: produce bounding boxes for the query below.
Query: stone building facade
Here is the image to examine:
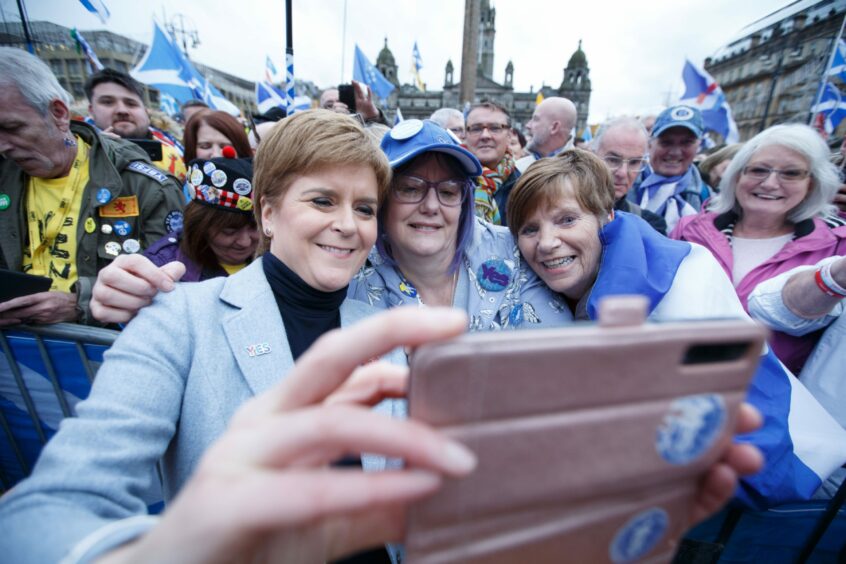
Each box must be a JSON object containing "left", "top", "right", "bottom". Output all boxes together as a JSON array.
[
  {"left": 375, "top": 0, "right": 591, "bottom": 130},
  {"left": 704, "top": 0, "right": 846, "bottom": 141}
]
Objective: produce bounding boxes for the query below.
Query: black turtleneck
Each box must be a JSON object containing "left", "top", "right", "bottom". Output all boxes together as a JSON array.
[{"left": 262, "top": 253, "right": 347, "bottom": 360}]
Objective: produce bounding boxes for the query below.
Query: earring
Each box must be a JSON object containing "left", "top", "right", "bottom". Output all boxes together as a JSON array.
[{"left": 264, "top": 227, "right": 272, "bottom": 237}]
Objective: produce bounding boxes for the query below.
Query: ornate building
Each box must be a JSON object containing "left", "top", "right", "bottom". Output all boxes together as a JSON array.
[
  {"left": 376, "top": 1, "right": 591, "bottom": 130},
  {"left": 704, "top": 0, "right": 846, "bottom": 141}
]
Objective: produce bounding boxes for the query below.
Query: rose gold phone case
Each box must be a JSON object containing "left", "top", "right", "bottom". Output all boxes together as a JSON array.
[{"left": 405, "top": 305, "right": 766, "bottom": 564}]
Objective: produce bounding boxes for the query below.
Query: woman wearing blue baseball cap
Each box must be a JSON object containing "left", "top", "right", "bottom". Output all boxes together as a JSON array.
[{"left": 350, "top": 119, "right": 567, "bottom": 330}]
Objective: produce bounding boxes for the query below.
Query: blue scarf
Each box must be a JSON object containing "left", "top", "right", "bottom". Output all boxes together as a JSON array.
[
  {"left": 585, "top": 212, "right": 691, "bottom": 320},
  {"left": 632, "top": 166, "right": 704, "bottom": 219}
]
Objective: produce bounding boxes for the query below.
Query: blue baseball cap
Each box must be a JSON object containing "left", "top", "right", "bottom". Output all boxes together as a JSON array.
[
  {"left": 380, "top": 119, "right": 482, "bottom": 176},
  {"left": 652, "top": 105, "right": 704, "bottom": 139}
]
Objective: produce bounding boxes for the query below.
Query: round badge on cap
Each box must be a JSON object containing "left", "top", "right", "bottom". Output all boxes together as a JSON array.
[
  {"left": 84, "top": 217, "right": 96, "bottom": 233},
  {"left": 203, "top": 161, "right": 217, "bottom": 175},
  {"left": 0, "top": 193, "right": 10, "bottom": 211},
  {"left": 236, "top": 197, "right": 253, "bottom": 212},
  {"left": 113, "top": 220, "right": 132, "bottom": 237},
  {"left": 669, "top": 106, "right": 694, "bottom": 121},
  {"left": 390, "top": 119, "right": 424, "bottom": 140},
  {"left": 190, "top": 168, "right": 204, "bottom": 186},
  {"left": 96, "top": 188, "right": 112, "bottom": 204},
  {"left": 211, "top": 169, "right": 228, "bottom": 188},
  {"left": 122, "top": 238, "right": 141, "bottom": 254},
  {"left": 232, "top": 178, "right": 252, "bottom": 196},
  {"left": 101, "top": 224, "right": 113, "bottom": 235},
  {"left": 104, "top": 241, "right": 121, "bottom": 256}
]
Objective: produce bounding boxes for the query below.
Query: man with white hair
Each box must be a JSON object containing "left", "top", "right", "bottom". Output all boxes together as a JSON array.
[
  {"left": 0, "top": 47, "right": 184, "bottom": 326},
  {"left": 430, "top": 107, "right": 465, "bottom": 140},
  {"left": 516, "top": 96, "right": 578, "bottom": 173},
  {"left": 591, "top": 117, "right": 667, "bottom": 234}
]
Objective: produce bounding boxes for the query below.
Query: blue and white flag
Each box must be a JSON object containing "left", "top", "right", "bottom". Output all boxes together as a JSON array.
[
  {"left": 811, "top": 81, "right": 846, "bottom": 135},
  {"left": 581, "top": 124, "right": 592, "bottom": 142},
  {"left": 78, "top": 0, "right": 110, "bottom": 24},
  {"left": 589, "top": 213, "right": 846, "bottom": 509},
  {"left": 679, "top": 59, "right": 739, "bottom": 144},
  {"left": 265, "top": 55, "right": 278, "bottom": 83},
  {"left": 394, "top": 106, "right": 404, "bottom": 125},
  {"left": 70, "top": 28, "right": 103, "bottom": 72},
  {"left": 353, "top": 44, "right": 395, "bottom": 101},
  {"left": 412, "top": 41, "right": 425, "bottom": 92},
  {"left": 828, "top": 39, "right": 846, "bottom": 84},
  {"left": 255, "top": 81, "right": 286, "bottom": 114},
  {"left": 131, "top": 22, "right": 240, "bottom": 117}
]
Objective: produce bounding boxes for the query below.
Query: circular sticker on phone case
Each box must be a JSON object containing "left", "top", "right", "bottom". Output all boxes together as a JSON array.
[
  {"left": 655, "top": 394, "right": 726, "bottom": 465},
  {"left": 609, "top": 508, "right": 668, "bottom": 563},
  {"left": 476, "top": 258, "right": 512, "bottom": 292}
]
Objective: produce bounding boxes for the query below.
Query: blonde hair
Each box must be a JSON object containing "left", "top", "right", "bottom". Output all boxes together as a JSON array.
[
  {"left": 507, "top": 149, "right": 615, "bottom": 237},
  {"left": 252, "top": 110, "right": 392, "bottom": 254}
]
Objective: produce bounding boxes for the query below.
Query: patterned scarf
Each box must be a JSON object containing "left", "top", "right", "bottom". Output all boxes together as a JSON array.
[{"left": 474, "top": 150, "right": 516, "bottom": 225}]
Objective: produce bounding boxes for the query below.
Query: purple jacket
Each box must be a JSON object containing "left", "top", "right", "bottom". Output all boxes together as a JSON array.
[
  {"left": 671, "top": 211, "right": 846, "bottom": 373},
  {"left": 143, "top": 230, "right": 206, "bottom": 282}
]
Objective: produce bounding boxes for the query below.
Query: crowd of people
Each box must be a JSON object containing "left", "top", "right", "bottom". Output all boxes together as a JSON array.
[{"left": 1, "top": 43, "right": 846, "bottom": 562}]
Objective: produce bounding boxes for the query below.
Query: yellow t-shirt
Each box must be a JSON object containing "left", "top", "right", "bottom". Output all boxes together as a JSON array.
[
  {"left": 220, "top": 262, "right": 247, "bottom": 275},
  {"left": 22, "top": 137, "right": 91, "bottom": 292}
]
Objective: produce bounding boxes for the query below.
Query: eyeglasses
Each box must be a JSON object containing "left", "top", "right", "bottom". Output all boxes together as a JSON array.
[
  {"left": 449, "top": 127, "right": 466, "bottom": 137},
  {"left": 466, "top": 123, "right": 509, "bottom": 137},
  {"left": 741, "top": 166, "right": 810, "bottom": 183},
  {"left": 601, "top": 155, "right": 647, "bottom": 173},
  {"left": 392, "top": 176, "right": 466, "bottom": 207}
]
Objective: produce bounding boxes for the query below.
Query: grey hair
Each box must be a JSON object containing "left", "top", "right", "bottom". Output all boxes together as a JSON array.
[
  {"left": 708, "top": 123, "right": 838, "bottom": 222},
  {"left": 0, "top": 47, "right": 71, "bottom": 115},
  {"left": 591, "top": 116, "right": 649, "bottom": 153},
  {"left": 429, "top": 107, "right": 463, "bottom": 128}
]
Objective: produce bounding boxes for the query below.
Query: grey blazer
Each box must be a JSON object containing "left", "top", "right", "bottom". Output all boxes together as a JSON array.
[{"left": 0, "top": 257, "right": 401, "bottom": 563}]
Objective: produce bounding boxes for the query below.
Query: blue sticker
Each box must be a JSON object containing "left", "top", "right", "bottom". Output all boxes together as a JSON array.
[
  {"left": 398, "top": 280, "right": 417, "bottom": 298},
  {"left": 656, "top": 394, "right": 726, "bottom": 465},
  {"left": 476, "top": 258, "right": 512, "bottom": 292},
  {"left": 509, "top": 304, "right": 524, "bottom": 326},
  {"left": 113, "top": 220, "right": 132, "bottom": 237},
  {"left": 96, "top": 188, "right": 112, "bottom": 204},
  {"left": 165, "top": 210, "right": 184, "bottom": 233},
  {"left": 609, "top": 508, "right": 668, "bottom": 563}
]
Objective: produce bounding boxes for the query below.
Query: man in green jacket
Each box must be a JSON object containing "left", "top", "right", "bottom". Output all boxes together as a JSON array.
[{"left": 0, "top": 47, "right": 184, "bottom": 326}]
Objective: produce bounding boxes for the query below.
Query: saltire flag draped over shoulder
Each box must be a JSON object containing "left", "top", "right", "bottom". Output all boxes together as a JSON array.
[
  {"left": 131, "top": 22, "right": 240, "bottom": 117},
  {"left": 828, "top": 39, "right": 846, "bottom": 83},
  {"left": 353, "top": 44, "right": 395, "bottom": 101},
  {"left": 70, "top": 28, "right": 103, "bottom": 73},
  {"left": 679, "top": 59, "right": 739, "bottom": 143},
  {"left": 412, "top": 41, "right": 425, "bottom": 92},
  {"left": 588, "top": 214, "right": 846, "bottom": 509},
  {"left": 78, "top": 0, "right": 110, "bottom": 23},
  {"left": 811, "top": 81, "right": 846, "bottom": 136}
]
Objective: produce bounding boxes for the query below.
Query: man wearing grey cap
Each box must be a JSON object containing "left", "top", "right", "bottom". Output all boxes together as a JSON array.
[{"left": 627, "top": 105, "right": 710, "bottom": 232}]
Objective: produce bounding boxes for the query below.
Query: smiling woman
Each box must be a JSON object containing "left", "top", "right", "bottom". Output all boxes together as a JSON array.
[{"left": 671, "top": 123, "right": 846, "bottom": 373}]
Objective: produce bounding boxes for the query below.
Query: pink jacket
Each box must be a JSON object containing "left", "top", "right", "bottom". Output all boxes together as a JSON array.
[{"left": 671, "top": 211, "right": 846, "bottom": 374}]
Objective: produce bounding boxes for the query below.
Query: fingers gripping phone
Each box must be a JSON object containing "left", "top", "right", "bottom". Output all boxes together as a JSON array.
[{"left": 405, "top": 297, "right": 766, "bottom": 564}]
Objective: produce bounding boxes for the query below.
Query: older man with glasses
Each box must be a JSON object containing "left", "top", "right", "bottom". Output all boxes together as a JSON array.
[
  {"left": 591, "top": 117, "right": 667, "bottom": 235},
  {"left": 464, "top": 101, "right": 521, "bottom": 226}
]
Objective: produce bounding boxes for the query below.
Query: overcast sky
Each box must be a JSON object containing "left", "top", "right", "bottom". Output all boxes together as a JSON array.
[{"left": 8, "top": 0, "right": 785, "bottom": 122}]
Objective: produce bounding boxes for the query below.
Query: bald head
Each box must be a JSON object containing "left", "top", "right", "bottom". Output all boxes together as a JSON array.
[{"left": 525, "top": 97, "right": 577, "bottom": 157}]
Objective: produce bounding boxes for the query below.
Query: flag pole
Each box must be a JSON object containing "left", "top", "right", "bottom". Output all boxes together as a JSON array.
[
  {"left": 340, "top": 0, "right": 348, "bottom": 82},
  {"left": 285, "top": 0, "right": 295, "bottom": 116},
  {"left": 15, "top": 0, "right": 35, "bottom": 54},
  {"left": 809, "top": 13, "right": 846, "bottom": 125}
]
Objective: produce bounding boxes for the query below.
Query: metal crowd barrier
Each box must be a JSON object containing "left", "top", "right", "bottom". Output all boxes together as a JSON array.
[{"left": 0, "top": 322, "right": 118, "bottom": 493}]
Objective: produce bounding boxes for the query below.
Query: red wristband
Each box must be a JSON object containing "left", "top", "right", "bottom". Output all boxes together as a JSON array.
[{"left": 815, "top": 268, "right": 843, "bottom": 298}]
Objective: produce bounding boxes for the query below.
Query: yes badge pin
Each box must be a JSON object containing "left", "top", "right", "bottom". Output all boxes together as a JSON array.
[
  {"left": 477, "top": 258, "right": 513, "bottom": 292},
  {"left": 113, "top": 220, "right": 132, "bottom": 237},
  {"left": 96, "top": 188, "right": 112, "bottom": 205},
  {"left": 84, "top": 217, "right": 97, "bottom": 233}
]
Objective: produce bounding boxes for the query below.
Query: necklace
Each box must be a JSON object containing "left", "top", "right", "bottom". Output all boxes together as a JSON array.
[{"left": 397, "top": 268, "right": 459, "bottom": 307}]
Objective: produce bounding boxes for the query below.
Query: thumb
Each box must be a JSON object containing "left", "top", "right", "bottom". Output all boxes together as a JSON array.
[{"left": 159, "top": 261, "right": 187, "bottom": 289}]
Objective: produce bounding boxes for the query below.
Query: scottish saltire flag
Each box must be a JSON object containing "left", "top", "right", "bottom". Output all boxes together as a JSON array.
[
  {"left": 70, "top": 28, "right": 103, "bottom": 72},
  {"left": 255, "top": 81, "right": 286, "bottom": 114},
  {"left": 828, "top": 39, "right": 846, "bottom": 83},
  {"left": 78, "top": 0, "right": 110, "bottom": 23},
  {"left": 811, "top": 81, "right": 846, "bottom": 135},
  {"left": 589, "top": 213, "right": 846, "bottom": 509},
  {"left": 412, "top": 41, "right": 425, "bottom": 92},
  {"left": 265, "top": 56, "right": 278, "bottom": 83},
  {"left": 131, "top": 22, "right": 240, "bottom": 117},
  {"left": 679, "top": 59, "right": 739, "bottom": 143},
  {"left": 394, "top": 106, "right": 404, "bottom": 125},
  {"left": 354, "top": 44, "right": 395, "bottom": 101},
  {"left": 581, "top": 124, "right": 592, "bottom": 142}
]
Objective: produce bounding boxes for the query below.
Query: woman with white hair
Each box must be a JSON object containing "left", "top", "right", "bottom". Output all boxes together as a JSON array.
[{"left": 672, "top": 123, "right": 846, "bottom": 373}]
